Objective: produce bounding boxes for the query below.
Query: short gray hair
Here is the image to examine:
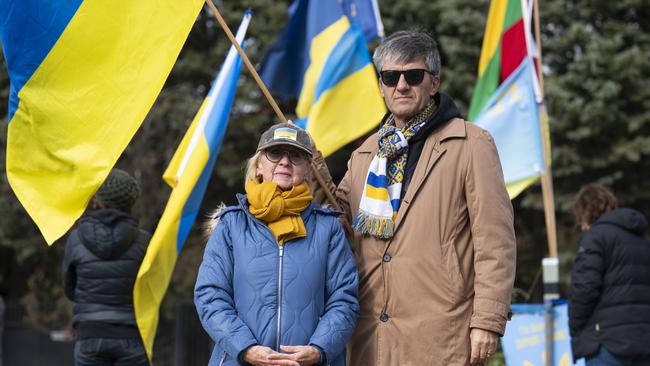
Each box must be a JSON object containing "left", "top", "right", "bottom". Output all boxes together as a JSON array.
[{"left": 373, "top": 30, "right": 441, "bottom": 77}]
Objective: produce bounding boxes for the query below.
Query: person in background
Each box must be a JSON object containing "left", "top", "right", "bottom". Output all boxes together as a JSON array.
[
  {"left": 195, "top": 123, "right": 359, "bottom": 366},
  {"left": 0, "top": 244, "right": 15, "bottom": 366},
  {"left": 569, "top": 184, "right": 650, "bottom": 366},
  {"left": 310, "top": 30, "right": 516, "bottom": 365},
  {"left": 63, "top": 169, "right": 150, "bottom": 366}
]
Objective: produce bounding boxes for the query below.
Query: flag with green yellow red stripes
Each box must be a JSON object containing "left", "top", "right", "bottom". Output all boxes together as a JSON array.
[{"left": 469, "top": 0, "right": 550, "bottom": 199}]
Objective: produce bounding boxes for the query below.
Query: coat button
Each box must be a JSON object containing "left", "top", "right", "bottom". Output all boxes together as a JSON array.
[
  {"left": 382, "top": 254, "right": 392, "bottom": 262},
  {"left": 379, "top": 313, "right": 390, "bottom": 322}
]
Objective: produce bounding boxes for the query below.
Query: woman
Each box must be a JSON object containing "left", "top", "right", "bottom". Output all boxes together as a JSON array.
[
  {"left": 569, "top": 184, "right": 650, "bottom": 365},
  {"left": 195, "top": 123, "right": 359, "bottom": 366}
]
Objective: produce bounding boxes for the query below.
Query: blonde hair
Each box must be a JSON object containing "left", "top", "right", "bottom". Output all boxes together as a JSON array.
[{"left": 244, "top": 151, "right": 263, "bottom": 185}]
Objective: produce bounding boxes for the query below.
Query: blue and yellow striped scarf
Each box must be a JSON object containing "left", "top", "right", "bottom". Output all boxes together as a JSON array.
[{"left": 353, "top": 101, "right": 436, "bottom": 239}]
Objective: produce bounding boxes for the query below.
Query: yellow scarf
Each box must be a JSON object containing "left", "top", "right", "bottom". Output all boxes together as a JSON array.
[{"left": 245, "top": 179, "right": 313, "bottom": 245}]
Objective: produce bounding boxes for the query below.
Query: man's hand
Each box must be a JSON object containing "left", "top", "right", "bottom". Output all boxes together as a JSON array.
[
  {"left": 469, "top": 328, "right": 498, "bottom": 365},
  {"left": 242, "top": 345, "right": 300, "bottom": 366},
  {"left": 272, "top": 345, "right": 321, "bottom": 366}
]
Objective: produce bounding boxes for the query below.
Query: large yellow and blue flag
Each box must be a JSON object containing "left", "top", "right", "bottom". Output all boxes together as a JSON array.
[
  {"left": 133, "top": 11, "right": 251, "bottom": 360},
  {"left": 0, "top": 0, "right": 204, "bottom": 244},
  {"left": 258, "top": 0, "right": 386, "bottom": 157}
]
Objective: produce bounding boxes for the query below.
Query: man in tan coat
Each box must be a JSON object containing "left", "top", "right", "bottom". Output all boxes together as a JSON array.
[{"left": 311, "top": 30, "right": 516, "bottom": 365}]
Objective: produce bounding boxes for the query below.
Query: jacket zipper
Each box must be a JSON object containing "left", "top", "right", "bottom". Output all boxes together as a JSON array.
[
  {"left": 218, "top": 350, "right": 226, "bottom": 366},
  {"left": 275, "top": 245, "right": 285, "bottom": 351}
]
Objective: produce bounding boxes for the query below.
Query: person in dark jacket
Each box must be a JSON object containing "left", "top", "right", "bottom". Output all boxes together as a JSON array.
[
  {"left": 569, "top": 184, "right": 650, "bottom": 365},
  {"left": 194, "top": 123, "right": 359, "bottom": 366},
  {"left": 63, "top": 169, "right": 150, "bottom": 366},
  {"left": 0, "top": 244, "right": 15, "bottom": 366}
]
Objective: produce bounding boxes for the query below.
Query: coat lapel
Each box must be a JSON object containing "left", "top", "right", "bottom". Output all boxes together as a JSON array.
[{"left": 393, "top": 118, "right": 466, "bottom": 232}]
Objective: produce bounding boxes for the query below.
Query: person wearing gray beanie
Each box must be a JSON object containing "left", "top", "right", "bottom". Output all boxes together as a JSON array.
[
  {"left": 94, "top": 169, "right": 140, "bottom": 213},
  {"left": 63, "top": 168, "right": 151, "bottom": 365}
]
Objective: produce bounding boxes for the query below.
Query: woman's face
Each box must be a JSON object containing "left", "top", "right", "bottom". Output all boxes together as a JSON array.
[{"left": 257, "top": 146, "right": 310, "bottom": 190}]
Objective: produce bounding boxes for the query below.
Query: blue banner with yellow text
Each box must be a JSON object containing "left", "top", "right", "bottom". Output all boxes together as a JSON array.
[{"left": 502, "top": 303, "right": 585, "bottom": 366}]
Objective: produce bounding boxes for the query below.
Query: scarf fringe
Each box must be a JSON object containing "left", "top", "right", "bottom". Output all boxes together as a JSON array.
[{"left": 353, "top": 210, "right": 395, "bottom": 239}]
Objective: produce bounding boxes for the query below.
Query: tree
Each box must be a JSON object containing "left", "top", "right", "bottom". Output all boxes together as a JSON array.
[{"left": 1, "top": 0, "right": 649, "bottom": 353}]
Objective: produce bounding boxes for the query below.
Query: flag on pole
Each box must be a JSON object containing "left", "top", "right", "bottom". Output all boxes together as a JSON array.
[
  {"left": 342, "top": 0, "right": 385, "bottom": 42},
  {"left": 0, "top": 0, "right": 204, "bottom": 244},
  {"left": 133, "top": 11, "right": 251, "bottom": 360},
  {"left": 469, "top": 0, "right": 547, "bottom": 198},
  {"left": 258, "top": 0, "right": 386, "bottom": 157},
  {"left": 473, "top": 58, "right": 544, "bottom": 196}
]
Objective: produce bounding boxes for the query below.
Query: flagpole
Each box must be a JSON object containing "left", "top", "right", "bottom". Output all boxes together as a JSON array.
[
  {"left": 533, "top": 2, "right": 559, "bottom": 366},
  {"left": 205, "top": 1, "right": 286, "bottom": 123},
  {"left": 204, "top": 0, "right": 351, "bottom": 230},
  {"left": 532, "top": 0, "right": 557, "bottom": 259}
]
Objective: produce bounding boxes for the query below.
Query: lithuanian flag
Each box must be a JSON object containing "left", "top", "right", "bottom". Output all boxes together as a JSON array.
[
  {"left": 469, "top": 0, "right": 551, "bottom": 199},
  {"left": 469, "top": 0, "right": 528, "bottom": 121}
]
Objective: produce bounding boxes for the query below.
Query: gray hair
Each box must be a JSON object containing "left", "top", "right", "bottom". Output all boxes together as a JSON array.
[{"left": 373, "top": 30, "right": 441, "bottom": 77}]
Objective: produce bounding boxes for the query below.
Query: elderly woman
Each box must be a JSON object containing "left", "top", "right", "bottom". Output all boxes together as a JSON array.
[{"left": 195, "top": 123, "right": 359, "bottom": 366}]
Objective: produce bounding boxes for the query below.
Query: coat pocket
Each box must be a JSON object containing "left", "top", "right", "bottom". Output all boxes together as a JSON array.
[{"left": 441, "top": 241, "right": 465, "bottom": 303}]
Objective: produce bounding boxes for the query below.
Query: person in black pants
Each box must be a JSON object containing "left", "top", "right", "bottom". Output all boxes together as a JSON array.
[
  {"left": 63, "top": 169, "right": 150, "bottom": 366},
  {"left": 569, "top": 184, "right": 650, "bottom": 366},
  {"left": 0, "top": 244, "right": 15, "bottom": 366}
]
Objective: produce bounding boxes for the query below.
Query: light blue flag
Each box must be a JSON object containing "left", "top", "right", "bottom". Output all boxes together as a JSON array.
[{"left": 474, "top": 57, "right": 545, "bottom": 186}]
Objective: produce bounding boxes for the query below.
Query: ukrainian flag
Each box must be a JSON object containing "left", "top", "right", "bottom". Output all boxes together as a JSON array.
[
  {"left": 0, "top": 0, "right": 204, "bottom": 244},
  {"left": 274, "top": 127, "right": 299, "bottom": 141},
  {"left": 259, "top": 0, "right": 386, "bottom": 157},
  {"left": 133, "top": 11, "right": 251, "bottom": 360}
]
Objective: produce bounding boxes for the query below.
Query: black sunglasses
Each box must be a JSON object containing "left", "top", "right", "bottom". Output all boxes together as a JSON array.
[
  {"left": 264, "top": 147, "right": 308, "bottom": 165},
  {"left": 379, "top": 69, "right": 433, "bottom": 87}
]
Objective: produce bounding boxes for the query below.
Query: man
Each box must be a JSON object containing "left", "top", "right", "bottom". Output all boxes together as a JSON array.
[
  {"left": 63, "top": 169, "right": 151, "bottom": 366},
  {"left": 311, "top": 30, "right": 516, "bottom": 365},
  {"left": 569, "top": 184, "right": 650, "bottom": 365}
]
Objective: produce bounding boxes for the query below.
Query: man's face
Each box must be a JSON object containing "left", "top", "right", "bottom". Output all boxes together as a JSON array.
[{"left": 379, "top": 58, "right": 440, "bottom": 127}]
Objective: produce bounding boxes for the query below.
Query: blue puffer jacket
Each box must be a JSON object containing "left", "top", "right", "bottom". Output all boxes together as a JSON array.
[{"left": 195, "top": 194, "right": 359, "bottom": 366}]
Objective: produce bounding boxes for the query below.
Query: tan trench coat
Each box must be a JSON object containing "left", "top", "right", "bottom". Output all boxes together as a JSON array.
[{"left": 313, "top": 117, "right": 516, "bottom": 365}]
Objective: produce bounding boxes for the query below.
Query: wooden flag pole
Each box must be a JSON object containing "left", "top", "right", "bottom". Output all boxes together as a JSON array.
[
  {"left": 205, "top": 1, "right": 287, "bottom": 123},
  {"left": 533, "top": 2, "right": 559, "bottom": 366},
  {"left": 533, "top": 0, "right": 558, "bottom": 259},
  {"left": 204, "top": 0, "right": 350, "bottom": 228}
]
